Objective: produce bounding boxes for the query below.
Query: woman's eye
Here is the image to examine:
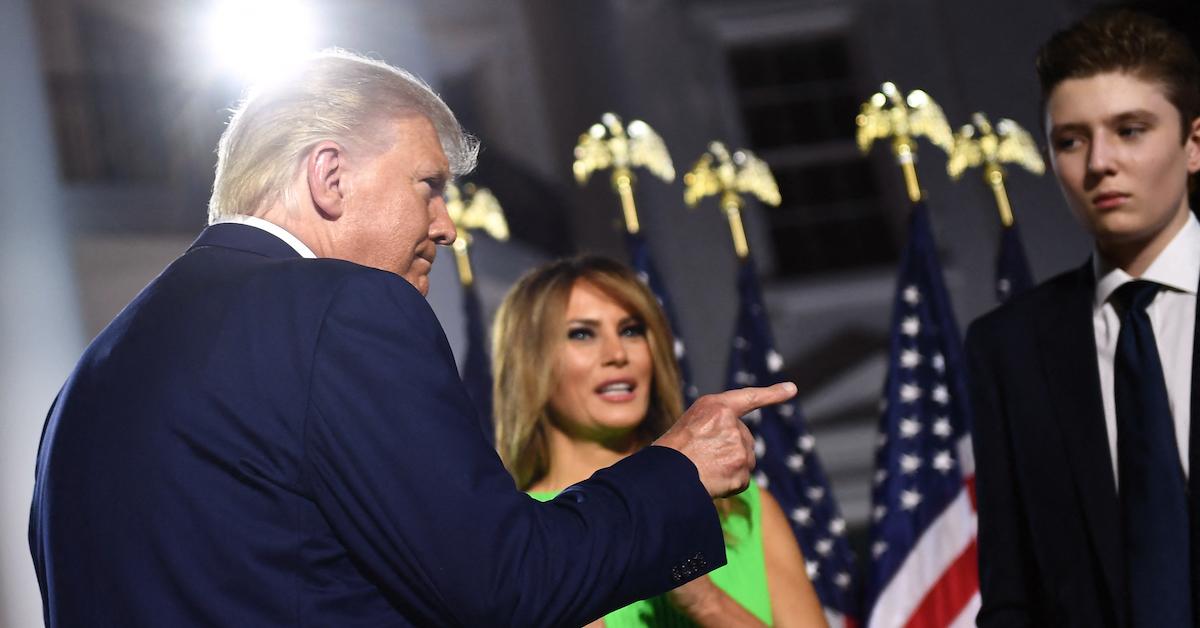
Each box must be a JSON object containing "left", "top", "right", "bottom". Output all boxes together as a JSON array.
[
  {"left": 567, "top": 327, "right": 593, "bottom": 341},
  {"left": 620, "top": 324, "right": 646, "bottom": 337}
]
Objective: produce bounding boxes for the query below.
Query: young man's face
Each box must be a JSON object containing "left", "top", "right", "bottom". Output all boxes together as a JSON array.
[{"left": 1046, "top": 71, "right": 1200, "bottom": 256}]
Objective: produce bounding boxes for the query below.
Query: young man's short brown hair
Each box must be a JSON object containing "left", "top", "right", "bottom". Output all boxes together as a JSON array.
[{"left": 1036, "top": 6, "right": 1200, "bottom": 136}]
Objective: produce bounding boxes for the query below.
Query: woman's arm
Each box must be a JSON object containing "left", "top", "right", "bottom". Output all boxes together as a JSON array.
[
  {"left": 667, "top": 574, "right": 766, "bottom": 627},
  {"left": 760, "top": 489, "right": 830, "bottom": 628}
]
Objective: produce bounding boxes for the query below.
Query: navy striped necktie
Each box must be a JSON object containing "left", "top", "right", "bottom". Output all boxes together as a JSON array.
[{"left": 1113, "top": 279, "right": 1192, "bottom": 627}]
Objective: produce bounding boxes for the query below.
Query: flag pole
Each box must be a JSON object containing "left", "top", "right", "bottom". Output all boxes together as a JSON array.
[
  {"left": 985, "top": 163, "right": 1014, "bottom": 227},
  {"left": 696, "top": 143, "right": 860, "bottom": 622},
  {"left": 857, "top": 83, "right": 983, "bottom": 624},
  {"left": 445, "top": 181, "right": 509, "bottom": 443},
  {"left": 947, "top": 113, "right": 1043, "bottom": 301},
  {"left": 613, "top": 167, "right": 640, "bottom": 234},
  {"left": 721, "top": 192, "right": 749, "bottom": 259},
  {"left": 452, "top": 240, "right": 474, "bottom": 287},
  {"left": 895, "top": 138, "right": 923, "bottom": 204}
]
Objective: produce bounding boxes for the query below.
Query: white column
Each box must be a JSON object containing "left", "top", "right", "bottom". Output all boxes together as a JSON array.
[{"left": 0, "top": 1, "right": 85, "bottom": 626}]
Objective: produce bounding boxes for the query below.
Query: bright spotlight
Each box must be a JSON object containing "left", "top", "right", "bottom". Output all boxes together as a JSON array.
[{"left": 205, "top": 0, "right": 316, "bottom": 84}]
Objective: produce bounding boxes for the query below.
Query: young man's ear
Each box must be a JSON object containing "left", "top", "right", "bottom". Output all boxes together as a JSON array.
[
  {"left": 1186, "top": 116, "right": 1200, "bottom": 174},
  {"left": 307, "top": 140, "right": 345, "bottom": 219}
]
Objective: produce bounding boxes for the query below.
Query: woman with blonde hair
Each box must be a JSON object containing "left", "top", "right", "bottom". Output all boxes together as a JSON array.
[{"left": 493, "top": 255, "right": 827, "bottom": 627}]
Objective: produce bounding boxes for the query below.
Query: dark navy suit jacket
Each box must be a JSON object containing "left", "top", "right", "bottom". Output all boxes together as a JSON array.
[
  {"left": 966, "top": 262, "right": 1200, "bottom": 627},
  {"left": 29, "top": 224, "right": 725, "bottom": 627}
]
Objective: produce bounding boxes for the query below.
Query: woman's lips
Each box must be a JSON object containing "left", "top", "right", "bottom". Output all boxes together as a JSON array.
[{"left": 595, "top": 379, "right": 637, "bottom": 402}]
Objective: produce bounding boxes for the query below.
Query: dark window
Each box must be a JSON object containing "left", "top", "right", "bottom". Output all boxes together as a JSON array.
[{"left": 728, "top": 36, "right": 897, "bottom": 276}]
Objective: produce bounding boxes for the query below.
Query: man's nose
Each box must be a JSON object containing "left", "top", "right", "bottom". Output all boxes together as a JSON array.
[
  {"left": 430, "top": 196, "right": 456, "bottom": 246},
  {"left": 1086, "top": 134, "right": 1117, "bottom": 176}
]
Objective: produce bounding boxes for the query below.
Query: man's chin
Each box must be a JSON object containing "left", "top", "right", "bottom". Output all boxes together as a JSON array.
[{"left": 404, "top": 274, "right": 431, "bottom": 296}]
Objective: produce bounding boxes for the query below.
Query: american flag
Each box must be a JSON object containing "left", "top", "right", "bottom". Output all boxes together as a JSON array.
[
  {"left": 864, "top": 203, "right": 979, "bottom": 627},
  {"left": 994, "top": 223, "right": 1034, "bottom": 303},
  {"left": 625, "top": 231, "right": 699, "bottom": 404},
  {"left": 460, "top": 282, "right": 495, "bottom": 445},
  {"left": 726, "top": 257, "right": 859, "bottom": 627}
]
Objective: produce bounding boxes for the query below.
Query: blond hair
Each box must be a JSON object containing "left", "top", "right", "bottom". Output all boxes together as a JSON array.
[
  {"left": 207, "top": 49, "right": 478, "bottom": 222},
  {"left": 492, "top": 256, "right": 683, "bottom": 490}
]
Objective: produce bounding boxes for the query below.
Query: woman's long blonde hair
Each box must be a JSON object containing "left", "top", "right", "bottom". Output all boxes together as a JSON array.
[{"left": 492, "top": 256, "right": 683, "bottom": 490}]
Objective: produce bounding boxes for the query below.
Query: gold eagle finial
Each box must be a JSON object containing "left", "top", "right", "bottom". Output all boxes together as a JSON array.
[
  {"left": 445, "top": 182, "right": 509, "bottom": 286},
  {"left": 573, "top": 113, "right": 674, "bottom": 233},
  {"left": 856, "top": 82, "right": 954, "bottom": 202},
  {"left": 947, "top": 112, "right": 1044, "bottom": 226},
  {"left": 683, "top": 141, "right": 780, "bottom": 259}
]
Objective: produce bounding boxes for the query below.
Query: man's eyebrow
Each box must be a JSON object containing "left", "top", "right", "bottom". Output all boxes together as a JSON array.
[
  {"left": 417, "top": 170, "right": 450, "bottom": 193},
  {"left": 1048, "top": 122, "right": 1088, "bottom": 136},
  {"left": 1109, "top": 109, "right": 1159, "bottom": 124},
  {"left": 1050, "top": 109, "right": 1161, "bottom": 135},
  {"left": 417, "top": 169, "right": 449, "bottom": 183}
]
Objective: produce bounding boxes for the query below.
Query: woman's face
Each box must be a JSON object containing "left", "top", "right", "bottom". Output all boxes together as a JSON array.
[{"left": 546, "top": 279, "right": 654, "bottom": 443}]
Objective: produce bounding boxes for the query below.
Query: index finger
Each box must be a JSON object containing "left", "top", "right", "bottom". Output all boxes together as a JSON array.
[{"left": 718, "top": 382, "right": 798, "bottom": 416}]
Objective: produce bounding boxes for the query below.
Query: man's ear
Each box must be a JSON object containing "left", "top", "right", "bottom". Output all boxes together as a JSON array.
[
  {"left": 1186, "top": 116, "right": 1200, "bottom": 174},
  {"left": 307, "top": 140, "right": 345, "bottom": 219}
]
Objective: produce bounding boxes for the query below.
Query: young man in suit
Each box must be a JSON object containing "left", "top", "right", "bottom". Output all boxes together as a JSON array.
[
  {"left": 28, "top": 50, "right": 796, "bottom": 627},
  {"left": 968, "top": 8, "right": 1200, "bottom": 627}
]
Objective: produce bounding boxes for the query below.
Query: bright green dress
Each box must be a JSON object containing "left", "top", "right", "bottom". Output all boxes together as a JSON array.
[{"left": 529, "top": 481, "right": 773, "bottom": 626}]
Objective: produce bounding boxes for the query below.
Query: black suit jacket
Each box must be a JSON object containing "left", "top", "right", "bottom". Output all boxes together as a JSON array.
[
  {"left": 29, "top": 224, "right": 725, "bottom": 627},
  {"left": 966, "top": 261, "right": 1200, "bottom": 627}
]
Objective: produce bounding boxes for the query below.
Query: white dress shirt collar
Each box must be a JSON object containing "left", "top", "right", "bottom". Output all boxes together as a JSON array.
[
  {"left": 1094, "top": 211, "right": 1200, "bottom": 306},
  {"left": 211, "top": 215, "right": 317, "bottom": 259}
]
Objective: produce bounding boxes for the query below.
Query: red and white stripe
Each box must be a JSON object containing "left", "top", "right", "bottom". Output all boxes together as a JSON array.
[{"left": 868, "top": 435, "right": 979, "bottom": 628}]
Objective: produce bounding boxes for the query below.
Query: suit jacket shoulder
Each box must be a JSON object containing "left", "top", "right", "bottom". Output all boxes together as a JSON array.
[{"left": 967, "top": 264, "right": 1090, "bottom": 354}]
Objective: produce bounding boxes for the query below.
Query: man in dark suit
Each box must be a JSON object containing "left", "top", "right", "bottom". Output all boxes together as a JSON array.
[
  {"left": 968, "top": 8, "right": 1200, "bottom": 627},
  {"left": 28, "top": 50, "right": 796, "bottom": 627}
]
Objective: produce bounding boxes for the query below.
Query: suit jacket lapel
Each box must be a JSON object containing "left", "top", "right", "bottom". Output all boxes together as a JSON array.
[{"left": 1036, "top": 261, "right": 1125, "bottom": 620}]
